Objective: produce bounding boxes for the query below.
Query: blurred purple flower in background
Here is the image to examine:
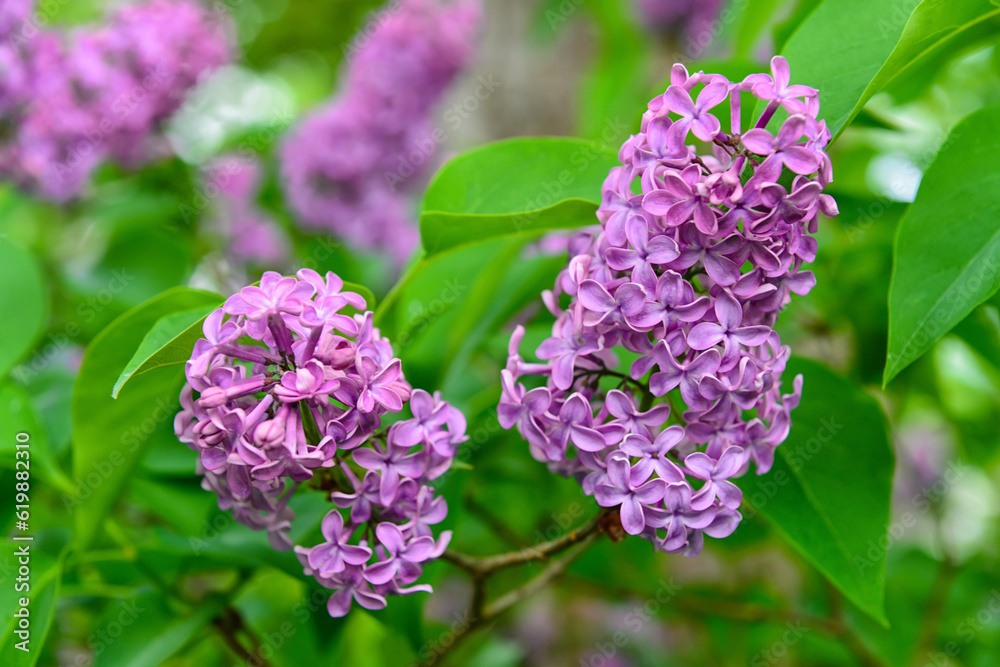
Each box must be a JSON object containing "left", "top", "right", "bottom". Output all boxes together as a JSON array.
[
  {"left": 499, "top": 57, "right": 837, "bottom": 557},
  {"left": 176, "top": 270, "right": 467, "bottom": 616},
  {"left": 279, "top": 0, "right": 481, "bottom": 262},
  {"left": 0, "top": 0, "right": 232, "bottom": 200},
  {"left": 202, "top": 156, "right": 292, "bottom": 270},
  {"left": 633, "top": 0, "right": 725, "bottom": 40}
]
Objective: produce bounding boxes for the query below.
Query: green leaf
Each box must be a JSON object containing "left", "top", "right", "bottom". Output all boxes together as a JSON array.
[
  {"left": 149, "top": 525, "right": 306, "bottom": 580},
  {"left": 97, "top": 593, "right": 228, "bottom": 667},
  {"left": 0, "top": 384, "right": 73, "bottom": 493},
  {"left": 885, "top": 104, "right": 1000, "bottom": 384},
  {"left": 419, "top": 137, "right": 619, "bottom": 256},
  {"left": 111, "top": 305, "right": 219, "bottom": 399},
  {"left": 778, "top": 0, "right": 918, "bottom": 139},
  {"left": 771, "top": 0, "right": 821, "bottom": 52},
  {"left": 738, "top": 357, "right": 894, "bottom": 625},
  {"left": 0, "top": 546, "right": 64, "bottom": 667},
  {"left": 856, "top": 0, "right": 1000, "bottom": 122},
  {"left": 735, "top": 0, "right": 786, "bottom": 57},
  {"left": 333, "top": 611, "right": 416, "bottom": 667},
  {"left": 71, "top": 287, "right": 223, "bottom": 548},
  {"left": 0, "top": 241, "right": 48, "bottom": 380}
]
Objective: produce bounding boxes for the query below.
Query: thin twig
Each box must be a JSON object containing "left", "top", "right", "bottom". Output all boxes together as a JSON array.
[
  {"left": 483, "top": 532, "right": 600, "bottom": 618},
  {"left": 909, "top": 555, "right": 957, "bottom": 665},
  {"left": 424, "top": 533, "right": 602, "bottom": 666},
  {"left": 569, "top": 575, "right": 887, "bottom": 667},
  {"left": 213, "top": 606, "right": 274, "bottom": 667},
  {"left": 441, "top": 508, "right": 613, "bottom": 576}
]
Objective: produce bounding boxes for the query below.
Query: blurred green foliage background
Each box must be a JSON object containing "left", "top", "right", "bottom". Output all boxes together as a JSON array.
[{"left": 2, "top": 0, "right": 1000, "bottom": 666}]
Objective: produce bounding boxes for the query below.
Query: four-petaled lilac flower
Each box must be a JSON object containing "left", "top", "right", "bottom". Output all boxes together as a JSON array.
[
  {"left": 605, "top": 216, "right": 680, "bottom": 287},
  {"left": 224, "top": 271, "right": 314, "bottom": 340},
  {"left": 304, "top": 510, "right": 373, "bottom": 576},
  {"left": 644, "top": 164, "right": 720, "bottom": 234},
  {"left": 749, "top": 56, "right": 818, "bottom": 110},
  {"left": 742, "top": 115, "right": 821, "bottom": 175},
  {"left": 621, "top": 426, "right": 686, "bottom": 482},
  {"left": 595, "top": 453, "right": 668, "bottom": 535},
  {"left": 339, "top": 357, "right": 407, "bottom": 413},
  {"left": 686, "top": 290, "right": 771, "bottom": 368},
  {"left": 353, "top": 441, "right": 426, "bottom": 506},
  {"left": 649, "top": 347, "right": 721, "bottom": 407},
  {"left": 578, "top": 280, "right": 648, "bottom": 328},
  {"left": 647, "top": 482, "right": 718, "bottom": 552},
  {"left": 536, "top": 317, "right": 603, "bottom": 390},
  {"left": 660, "top": 82, "right": 729, "bottom": 152},
  {"left": 604, "top": 390, "right": 670, "bottom": 439},
  {"left": 324, "top": 566, "right": 387, "bottom": 618},
  {"left": 364, "top": 522, "right": 443, "bottom": 585},
  {"left": 498, "top": 370, "right": 551, "bottom": 430},
  {"left": 686, "top": 447, "right": 746, "bottom": 510},
  {"left": 546, "top": 394, "right": 620, "bottom": 459},
  {"left": 274, "top": 360, "right": 341, "bottom": 403}
]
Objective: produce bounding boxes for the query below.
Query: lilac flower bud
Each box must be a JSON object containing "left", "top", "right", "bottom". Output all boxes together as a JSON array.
[
  {"left": 176, "top": 269, "right": 467, "bottom": 616},
  {"left": 499, "top": 57, "right": 835, "bottom": 557}
]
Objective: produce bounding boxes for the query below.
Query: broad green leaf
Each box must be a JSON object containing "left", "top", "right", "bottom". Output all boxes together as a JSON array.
[
  {"left": 381, "top": 137, "right": 616, "bottom": 384},
  {"left": 419, "top": 137, "right": 618, "bottom": 256},
  {"left": 0, "top": 241, "right": 47, "bottom": 379},
  {"left": 738, "top": 357, "right": 894, "bottom": 624},
  {"left": 0, "top": 545, "right": 64, "bottom": 667},
  {"left": 71, "top": 287, "right": 222, "bottom": 548},
  {"left": 111, "top": 305, "right": 219, "bottom": 399},
  {"left": 885, "top": 104, "right": 1000, "bottom": 384},
  {"left": 778, "top": 0, "right": 918, "bottom": 139},
  {"left": 333, "top": 611, "right": 416, "bottom": 667},
  {"left": 97, "top": 593, "right": 228, "bottom": 667},
  {"left": 771, "top": 0, "right": 821, "bottom": 52},
  {"left": 149, "top": 525, "right": 306, "bottom": 579},
  {"left": 379, "top": 240, "right": 518, "bottom": 387},
  {"left": 0, "top": 384, "right": 73, "bottom": 493},
  {"left": 857, "top": 0, "right": 1000, "bottom": 120}
]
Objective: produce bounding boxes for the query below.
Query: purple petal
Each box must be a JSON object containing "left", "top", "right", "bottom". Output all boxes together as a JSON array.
[
  {"left": 687, "top": 322, "right": 725, "bottom": 350},
  {"left": 620, "top": 497, "right": 647, "bottom": 535}
]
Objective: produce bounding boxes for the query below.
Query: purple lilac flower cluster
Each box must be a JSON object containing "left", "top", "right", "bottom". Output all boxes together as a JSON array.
[
  {"left": 0, "top": 0, "right": 231, "bottom": 201},
  {"left": 279, "top": 0, "right": 480, "bottom": 262},
  {"left": 499, "top": 57, "right": 837, "bottom": 556},
  {"left": 175, "top": 270, "right": 466, "bottom": 616}
]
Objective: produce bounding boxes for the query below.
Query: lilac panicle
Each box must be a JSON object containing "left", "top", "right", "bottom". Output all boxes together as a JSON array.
[
  {"left": 0, "top": 0, "right": 232, "bottom": 201},
  {"left": 499, "top": 57, "right": 837, "bottom": 557},
  {"left": 279, "top": 0, "right": 480, "bottom": 261},
  {"left": 176, "top": 269, "right": 467, "bottom": 617}
]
